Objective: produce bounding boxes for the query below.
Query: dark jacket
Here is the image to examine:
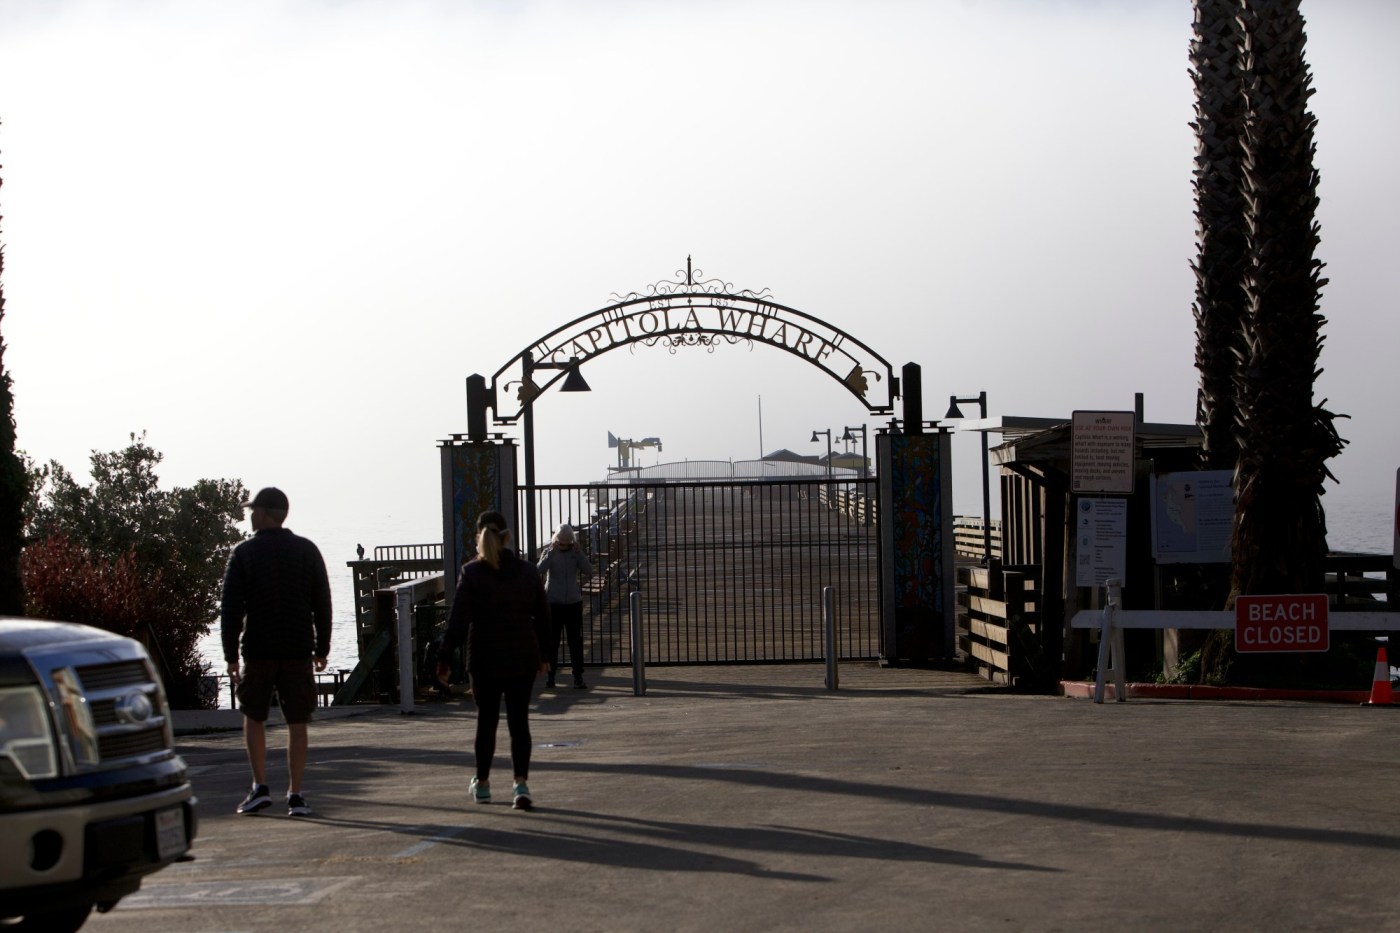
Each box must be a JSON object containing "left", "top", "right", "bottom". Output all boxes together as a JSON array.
[
  {"left": 220, "top": 527, "right": 332, "bottom": 663},
  {"left": 438, "top": 551, "right": 549, "bottom": 678}
]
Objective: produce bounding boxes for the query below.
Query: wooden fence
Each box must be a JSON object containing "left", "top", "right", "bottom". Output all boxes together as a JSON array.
[
  {"left": 956, "top": 562, "right": 1047, "bottom": 688},
  {"left": 347, "top": 545, "right": 444, "bottom": 660},
  {"left": 952, "top": 516, "right": 1004, "bottom": 563},
  {"left": 818, "top": 484, "right": 874, "bottom": 525}
]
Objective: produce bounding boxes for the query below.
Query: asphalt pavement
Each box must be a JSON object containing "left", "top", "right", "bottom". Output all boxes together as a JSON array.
[{"left": 85, "top": 663, "right": 1400, "bottom": 933}]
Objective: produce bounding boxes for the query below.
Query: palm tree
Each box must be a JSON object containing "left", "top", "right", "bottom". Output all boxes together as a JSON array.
[
  {"left": 1230, "top": 0, "right": 1346, "bottom": 598},
  {"left": 1190, "top": 0, "right": 1247, "bottom": 472}
]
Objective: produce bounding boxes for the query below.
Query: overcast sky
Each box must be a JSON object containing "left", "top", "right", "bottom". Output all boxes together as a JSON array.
[{"left": 2, "top": 0, "right": 1396, "bottom": 557}]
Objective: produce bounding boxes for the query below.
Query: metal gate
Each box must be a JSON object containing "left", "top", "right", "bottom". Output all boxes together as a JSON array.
[{"left": 521, "top": 477, "right": 879, "bottom": 664}]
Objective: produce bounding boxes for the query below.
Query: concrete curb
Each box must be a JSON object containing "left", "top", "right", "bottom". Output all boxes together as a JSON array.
[
  {"left": 172, "top": 704, "right": 389, "bottom": 735},
  {"left": 1060, "top": 680, "right": 1373, "bottom": 703}
]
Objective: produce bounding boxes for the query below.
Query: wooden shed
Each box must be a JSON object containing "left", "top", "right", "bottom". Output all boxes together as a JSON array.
[{"left": 955, "top": 411, "right": 1205, "bottom": 688}]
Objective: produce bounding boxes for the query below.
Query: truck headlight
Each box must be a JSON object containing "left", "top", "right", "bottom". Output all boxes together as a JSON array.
[{"left": 0, "top": 686, "right": 60, "bottom": 779}]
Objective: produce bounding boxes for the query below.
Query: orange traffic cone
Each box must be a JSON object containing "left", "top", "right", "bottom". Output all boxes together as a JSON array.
[{"left": 1365, "top": 644, "right": 1394, "bottom": 707}]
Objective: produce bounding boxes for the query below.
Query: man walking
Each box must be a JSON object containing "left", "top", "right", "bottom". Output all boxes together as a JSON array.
[{"left": 221, "top": 487, "right": 331, "bottom": 817}]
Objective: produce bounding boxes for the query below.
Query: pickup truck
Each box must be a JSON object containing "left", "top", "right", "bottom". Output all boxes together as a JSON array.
[{"left": 0, "top": 618, "right": 198, "bottom": 931}]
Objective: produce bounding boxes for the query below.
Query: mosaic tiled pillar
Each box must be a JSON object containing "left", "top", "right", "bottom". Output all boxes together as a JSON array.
[
  {"left": 439, "top": 438, "right": 518, "bottom": 602},
  {"left": 877, "top": 429, "right": 955, "bottom": 663}
]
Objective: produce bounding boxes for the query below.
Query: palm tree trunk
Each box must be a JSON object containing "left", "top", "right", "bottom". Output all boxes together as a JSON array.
[
  {"left": 1230, "top": 0, "right": 1346, "bottom": 599},
  {"left": 1191, "top": 0, "right": 1248, "bottom": 472}
]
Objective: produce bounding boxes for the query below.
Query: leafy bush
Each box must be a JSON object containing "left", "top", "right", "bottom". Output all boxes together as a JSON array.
[{"left": 23, "top": 434, "right": 246, "bottom": 708}]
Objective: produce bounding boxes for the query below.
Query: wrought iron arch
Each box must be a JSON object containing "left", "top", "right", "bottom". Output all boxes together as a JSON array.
[{"left": 485, "top": 258, "right": 900, "bottom": 423}]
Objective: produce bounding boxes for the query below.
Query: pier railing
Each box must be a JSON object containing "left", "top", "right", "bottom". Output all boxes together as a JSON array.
[
  {"left": 953, "top": 516, "right": 1003, "bottom": 563},
  {"left": 347, "top": 544, "right": 443, "bottom": 661},
  {"left": 1326, "top": 552, "right": 1396, "bottom": 608},
  {"left": 816, "top": 482, "right": 874, "bottom": 525}
]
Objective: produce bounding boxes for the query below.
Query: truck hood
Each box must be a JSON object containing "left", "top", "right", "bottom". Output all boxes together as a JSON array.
[{"left": 0, "top": 618, "right": 125, "bottom": 686}]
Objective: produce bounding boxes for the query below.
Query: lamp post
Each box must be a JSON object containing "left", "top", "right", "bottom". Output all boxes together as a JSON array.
[
  {"left": 515, "top": 351, "right": 590, "bottom": 559},
  {"left": 841, "top": 424, "right": 868, "bottom": 479},
  {"left": 810, "top": 428, "right": 833, "bottom": 506},
  {"left": 945, "top": 391, "right": 992, "bottom": 565}
]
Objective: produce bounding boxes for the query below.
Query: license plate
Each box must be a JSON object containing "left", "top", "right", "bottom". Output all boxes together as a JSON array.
[{"left": 155, "top": 806, "right": 187, "bottom": 860}]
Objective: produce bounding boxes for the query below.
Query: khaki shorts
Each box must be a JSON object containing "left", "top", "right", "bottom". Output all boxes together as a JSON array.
[{"left": 237, "top": 659, "right": 317, "bottom": 723}]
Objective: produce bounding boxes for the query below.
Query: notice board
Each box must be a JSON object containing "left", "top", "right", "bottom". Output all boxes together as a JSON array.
[
  {"left": 1150, "top": 470, "right": 1234, "bottom": 564},
  {"left": 1071, "top": 410, "right": 1136, "bottom": 495},
  {"left": 1075, "top": 496, "right": 1128, "bottom": 588}
]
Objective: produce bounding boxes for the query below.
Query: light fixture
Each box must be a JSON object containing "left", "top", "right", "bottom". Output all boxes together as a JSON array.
[
  {"left": 810, "top": 429, "right": 834, "bottom": 496},
  {"left": 519, "top": 353, "right": 593, "bottom": 559},
  {"left": 947, "top": 391, "right": 992, "bottom": 565},
  {"left": 841, "top": 424, "right": 869, "bottom": 480},
  {"left": 560, "top": 364, "right": 591, "bottom": 392}
]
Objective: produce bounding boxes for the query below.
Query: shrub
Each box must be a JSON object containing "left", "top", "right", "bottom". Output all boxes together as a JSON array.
[{"left": 23, "top": 435, "right": 245, "bottom": 708}]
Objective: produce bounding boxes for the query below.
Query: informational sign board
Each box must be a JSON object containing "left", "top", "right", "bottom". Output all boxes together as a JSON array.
[
  {"left": 1075, "top": 496, "right": 1128, "bottom": 588},
  {"left": 1235, "top": 594, "right": 1329, "bottom": 653},
  {"left": 1150, "top": 470, "right": 1234, "bottom": 564},
  {"left": 1071, "top": 410, "right": 1136, "bottom": 495}
]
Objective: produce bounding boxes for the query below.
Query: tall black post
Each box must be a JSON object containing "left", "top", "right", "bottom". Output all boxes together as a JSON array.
[
  {"left": 902, "top": 363, "right": 923, "bottom": 433},
  {"left": 466, "top": 374, "right": 488, "bottom": 442}
]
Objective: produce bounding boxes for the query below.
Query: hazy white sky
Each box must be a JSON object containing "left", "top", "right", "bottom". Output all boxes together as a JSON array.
[{"left": 2, "top": 0, "right": 1396, "bottom": 556}]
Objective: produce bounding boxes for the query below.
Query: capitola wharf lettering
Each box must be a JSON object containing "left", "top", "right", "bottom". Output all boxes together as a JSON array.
[{"left": 535, "top": 303, "right": 841, "bottom": 367}]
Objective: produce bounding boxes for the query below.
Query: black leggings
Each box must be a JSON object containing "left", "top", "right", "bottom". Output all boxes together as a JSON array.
[
  {"left": 471, "top": 670, "right": 536, "bottom": 781},
  {"left": 548, "top": 601, "right": 586, "bottom": 678}
]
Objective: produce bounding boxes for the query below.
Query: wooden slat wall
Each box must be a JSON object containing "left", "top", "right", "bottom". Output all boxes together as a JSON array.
[{"left": 956, "top": 562, "right": 1043, "bottom": 687}]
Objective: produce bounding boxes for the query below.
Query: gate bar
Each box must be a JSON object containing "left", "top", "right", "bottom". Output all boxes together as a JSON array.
[
  {"left": 630, "top": 590, "right": 646, "bottom": 696},
  {"left": 824, "top": 585, "right": 839, "bottom": 691}
]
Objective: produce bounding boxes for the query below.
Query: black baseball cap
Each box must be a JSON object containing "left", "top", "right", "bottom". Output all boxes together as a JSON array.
[
  {"left": 245, "top": 487, "right": 290, "bottom": 511},
  {"left": 477, "top": 510, "right": 507, "bottom": 532}
]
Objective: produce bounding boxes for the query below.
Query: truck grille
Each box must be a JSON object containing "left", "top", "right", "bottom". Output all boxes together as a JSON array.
[
  {"left": 76, "top": 659, "right": 152, "bottom": 691},
  {"left": 74, "top": 659, "right": 171, "bottom": 766}
]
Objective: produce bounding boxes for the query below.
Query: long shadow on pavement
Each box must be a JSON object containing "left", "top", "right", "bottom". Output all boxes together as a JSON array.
[
  {"left": 535, "top": 760, "right": 1400, "bottom": 853},
  {"left": 299, "top": 806, "right": 1055, "bottom": 880},
  {"left": 187, "top": 742, "right": 1400, "bottom": 856}
]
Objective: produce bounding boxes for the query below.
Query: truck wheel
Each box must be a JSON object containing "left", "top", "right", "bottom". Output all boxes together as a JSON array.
[{"left": 6, "top": 904, "right": 94, "bottom": 932}]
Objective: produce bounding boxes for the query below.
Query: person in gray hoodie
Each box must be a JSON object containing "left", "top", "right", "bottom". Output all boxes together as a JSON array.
[{"left": 536, "top": 523, "right": 594, "bottom": 688}]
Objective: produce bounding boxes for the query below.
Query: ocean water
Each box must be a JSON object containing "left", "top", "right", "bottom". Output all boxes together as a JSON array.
[{"left": 1323, "top": 496, "right": 1394, "bottom": 555}]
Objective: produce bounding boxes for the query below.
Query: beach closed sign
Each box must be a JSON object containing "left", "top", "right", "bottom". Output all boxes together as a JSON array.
[{"left": 1235, "top": 594, "right": 1329, "bottom": 653}]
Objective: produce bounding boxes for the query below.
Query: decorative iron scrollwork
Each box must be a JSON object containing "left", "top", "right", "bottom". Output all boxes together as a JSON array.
[
  {"left": 631, "top": 332, "right": 754, "bottom": 355},
  {"left": 609, "top": 255, "right": 773, "bottom": 306}
]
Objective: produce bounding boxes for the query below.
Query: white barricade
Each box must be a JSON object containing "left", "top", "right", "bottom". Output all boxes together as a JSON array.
[{"left": 1070, "top": 587, "right": 1398, "bottom": 704}]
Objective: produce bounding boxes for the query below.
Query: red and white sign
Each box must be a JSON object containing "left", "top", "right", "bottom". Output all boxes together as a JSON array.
[
  {"left": 1071, "top": 410, "right": 1136, "bottom": 495},
  {"left": 1235, "top": 594, "right": 1329, "bottom": 653}
]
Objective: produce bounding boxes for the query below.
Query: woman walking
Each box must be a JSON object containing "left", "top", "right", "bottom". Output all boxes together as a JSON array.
[{"left": 436, "top": 511, "right": 550, "bottom": 810}]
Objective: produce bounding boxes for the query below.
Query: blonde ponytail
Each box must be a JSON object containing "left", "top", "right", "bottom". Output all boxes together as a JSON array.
[{"left": 476, "top": 525, "right": 509, "bottom": 569}]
